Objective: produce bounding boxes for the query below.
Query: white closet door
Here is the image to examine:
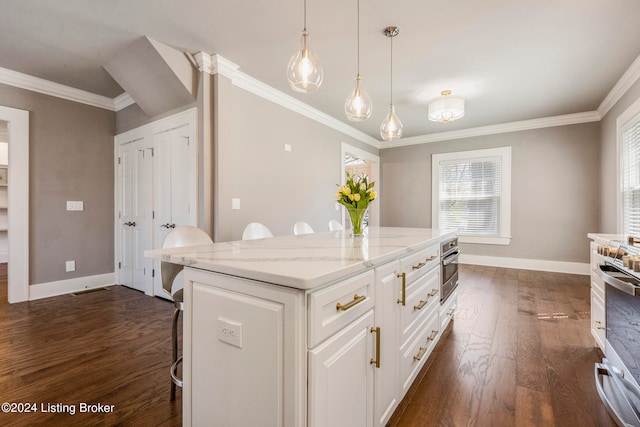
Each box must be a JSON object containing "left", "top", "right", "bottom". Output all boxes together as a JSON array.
[
  {"left": 152, "top": 122, "right": 197, "bottom": 298},
  {"left": 118, "top": 138, "right": 152, "bottom": 293},
  {"left": 153, "top": 124, "right": 197, "bottom": 246}
]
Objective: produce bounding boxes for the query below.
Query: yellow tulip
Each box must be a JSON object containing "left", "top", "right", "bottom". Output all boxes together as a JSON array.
[{"left": 353, "top": 193, "right": 361, "bottom": 201}]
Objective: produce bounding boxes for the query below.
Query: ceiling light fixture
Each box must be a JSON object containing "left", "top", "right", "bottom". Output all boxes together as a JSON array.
[
  {"left": 428, "top": 90, "right": 465, "bottom": 123},
  {"left": 344, "top": 0, "right": 372, "bottom": 121},
  {"left": 380, "top": 26, "right": 403, "bottom": 141},
  {"left": 287, "top": 0, "right": 323, "bottom": 93}
]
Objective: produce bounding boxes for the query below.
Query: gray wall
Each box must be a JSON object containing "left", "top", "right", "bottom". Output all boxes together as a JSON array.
[
  {"left": 380, "top": 123, "right": 601, "bottom": 263},
  {"left": 214, "top": 74, "right": 377, "bottom": 241},
  {"left": 599, "top": 79, "right": 640, "bottom": 233},
  {"left": 0, "top": 83, "right": 115, "bottom": 285}
]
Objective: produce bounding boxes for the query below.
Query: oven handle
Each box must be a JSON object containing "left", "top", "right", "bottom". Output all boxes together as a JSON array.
[
  {"left": 597, "top": 264, "right": 640, "bottom": 296},
  {"left": 442, "top": 249, "right": 460, "bottom": 266},
  {"left": 595, "top": 360, "right": 640, "bottom": 426}
]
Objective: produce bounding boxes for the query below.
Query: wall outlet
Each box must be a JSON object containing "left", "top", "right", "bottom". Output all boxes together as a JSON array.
[
  {"left": 231, "top": 198, "right": 240, "bottom": 210},
  {"left": 217, "top": 317, "right": 243, "bottom": 348},
  {"left": 284, "top": 144, "right": 292, "bottom": 152},
  {"left": 65, "top": 260, "right": 76, "bottom": 272}
]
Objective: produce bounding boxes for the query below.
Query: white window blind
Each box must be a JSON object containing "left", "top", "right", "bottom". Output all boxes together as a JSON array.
[
  {"left": 439, "top": 157, "right": 501, "bottom": 236},
  {"left": 621, "top": 118, "right": 640, "bottom": 236},
  {"left": 432, "top": 147, "right": 511, "bottom": 245}
]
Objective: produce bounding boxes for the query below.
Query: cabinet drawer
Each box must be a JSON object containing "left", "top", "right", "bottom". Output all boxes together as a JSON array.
[
  {"left": 591, "top": 274, "right": 605, "bottom": 301},
  {"left": 400, "top": 267, "right": 439, "bottom": 345},
  {"left": 590, "top": 242, "right": 605, "bottom": 271},
  {"left": 591, "top": 289, "right": 605, "bottom": 352},
  {"left": 308, "top": 271, "right": 375, "bottom": 348},
  {"left": 399, "top": 310, "right": 440, "bottom": 394},
  {"left": 440, "top": 289, "right": 457, "bottom": 332},
  {"left": 399, "top": 244, "right": 439, "bottom": 285}
]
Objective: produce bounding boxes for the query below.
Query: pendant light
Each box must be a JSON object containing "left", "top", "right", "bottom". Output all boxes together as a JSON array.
[
  {"left": 287, "top": 0, "right": 323, "bottom": 93},
  {"left": 344, "top": 0, "right": 372, "bottom": 121},
  {"left": 380, "top": 26, "right": 403, "bottom": 141}
]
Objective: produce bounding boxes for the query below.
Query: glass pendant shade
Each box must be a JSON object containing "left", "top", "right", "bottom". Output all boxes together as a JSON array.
[
  {"left": 380, "top": 104, "right": 403, "bottom": 141},
  {"left": 345, "top": 76, "right": 372, "bottom": 121},
  {"left": 287, "top": 30, "right": 323, "bottom": 93}
]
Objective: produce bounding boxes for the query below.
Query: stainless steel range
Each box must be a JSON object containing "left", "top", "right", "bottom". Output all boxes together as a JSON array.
[
  {"left": 595, "top": 241, "right": 640, "bottom": 426},
  {"left": 440, "top": 236, "right": 460, "bottom": 304}
]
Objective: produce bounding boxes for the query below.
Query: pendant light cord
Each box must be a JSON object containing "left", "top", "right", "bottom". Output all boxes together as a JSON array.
[
  {"left": 303, "top": 0, "right": 307, "bottom": 31},
  {"left": 389, "top": 32, "right": 393, "bottom": 104},
  {"left": 357, "top": 0, "right": 360, "bottom": 77}
]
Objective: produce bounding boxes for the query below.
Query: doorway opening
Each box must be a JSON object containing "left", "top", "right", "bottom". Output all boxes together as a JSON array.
[
  {"left": 341, "top": 143, "right": 380, "bottom": 228},
  {"left": 0, "top": 106, "right": 29, "bottom": 303}
]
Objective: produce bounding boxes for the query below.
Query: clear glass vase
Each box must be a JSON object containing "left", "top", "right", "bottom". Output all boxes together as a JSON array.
[{"left": 346, "top": 207, "right": 368, "bottom": 236}]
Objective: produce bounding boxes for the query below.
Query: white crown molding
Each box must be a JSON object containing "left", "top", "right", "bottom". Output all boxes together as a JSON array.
[
  {"left": 113, "top": 92, "right": 135, "bottom": 111},
  {"left": 3, "top": 49, "right": 639, "bottom": 147},
  {"left": 460, "top": 253, "right": 589, "bottom": 276},
  {"left": 598, "top": 53, "right": 640, "bottom": 118},
  {"left": 381, "top": 111, "right": 602, "bottom": 149},
  {"left": 0, "top": 66, "right": 117, "bottom": 111},
  {"left": 197, "top": 53, "right": 379, "bottom": 148}
]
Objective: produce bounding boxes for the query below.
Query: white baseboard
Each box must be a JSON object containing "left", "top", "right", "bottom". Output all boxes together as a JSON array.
[
  {"left": 460, "top": 254, "right": 590, "bottom": 276},
  {"left": 29, "top": 272, "right": 116, "bottom": 301},
  {"left": 0, "top": 251, "right": 7, "bottom": 263}
]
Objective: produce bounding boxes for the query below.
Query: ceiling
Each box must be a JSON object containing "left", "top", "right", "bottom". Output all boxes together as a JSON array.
[{"left": 1, "top": 0, "right": 640, "bottom": 141}]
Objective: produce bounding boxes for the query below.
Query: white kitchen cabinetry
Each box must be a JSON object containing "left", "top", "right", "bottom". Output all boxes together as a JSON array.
[
  {"left": 309, "top": 310, "right": 375, "bottom": 427},
  {"left": 590, "top": 241, "right": 606, "bottom": 351},
  {"left": 154, "top": 228, "right": 457, "bottom": 426},
  {"left": 185, "top": 270, "right": 304, "bottom": 427},
  {"left": 373, "top": 261, "right": 400, "bottom": 427},
  {"left": 397, "top": 243, "right": 441, "bottom": 396}
]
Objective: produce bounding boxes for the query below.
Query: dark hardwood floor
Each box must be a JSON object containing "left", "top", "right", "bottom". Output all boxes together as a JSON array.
[
  {"left": 0, "top": 263, "right": 616, "bottom": 426},
  {"left": 389, "top": 264, "right": 615, "bottom": 427}
]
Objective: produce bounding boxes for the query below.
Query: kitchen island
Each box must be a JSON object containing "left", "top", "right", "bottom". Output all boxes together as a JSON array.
[{"left": 146, "top": 227, "right": 457, "bottom": 427}]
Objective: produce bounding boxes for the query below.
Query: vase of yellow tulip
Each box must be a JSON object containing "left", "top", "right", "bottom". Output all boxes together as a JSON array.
[{"left": 335, "top": 172, "right": 377, "bottom": 236}]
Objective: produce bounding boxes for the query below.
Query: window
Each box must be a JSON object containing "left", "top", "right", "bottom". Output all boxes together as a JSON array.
[
  {"left": 620, "top": 111, "right": 640, "bottom": 236},
  {"left": 432, "top": 147, "right": 511, "bottom": 245}
]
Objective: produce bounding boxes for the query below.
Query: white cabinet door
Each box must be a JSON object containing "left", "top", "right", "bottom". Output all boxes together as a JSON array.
[
  {"left": 374, "top": 261, "right": 400, "bottom": 427},
  {"left": 117, "top": 138, "right": 152, "bottom": 293},
  {"left": 309, "top": 310, "right": 375, "bottom": 427}
]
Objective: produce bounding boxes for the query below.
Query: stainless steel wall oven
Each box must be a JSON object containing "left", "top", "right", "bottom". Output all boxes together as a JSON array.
[
  {"left": 596, "top": 255, "right": 640, "bottom": 426},
  {"left": 441, "top": 236, "right": 459, "bottom": 304}
]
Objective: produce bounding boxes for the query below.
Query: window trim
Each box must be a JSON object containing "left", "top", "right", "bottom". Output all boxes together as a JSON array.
[
  {"left": 617, "top": 96, "right": 640, "bottom": 234},
  {"left": 431, "top": 147, "right": 512, "bottom": 245}
]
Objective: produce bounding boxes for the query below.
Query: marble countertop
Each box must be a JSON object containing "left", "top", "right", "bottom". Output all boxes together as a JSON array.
[{"left": 145, "top": 227, "right": 455, "bottom": 290}]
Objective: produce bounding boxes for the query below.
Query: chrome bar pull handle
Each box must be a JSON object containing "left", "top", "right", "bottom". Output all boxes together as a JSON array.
[
  {"left": 370, "top": 327, "right": 381, "bottom": 368},
  {"left": 396, "top": 272, "right": 406, "bottom": 305},
  {"left": 336, "top": 294, "right": 366, "bottom": 311}
]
